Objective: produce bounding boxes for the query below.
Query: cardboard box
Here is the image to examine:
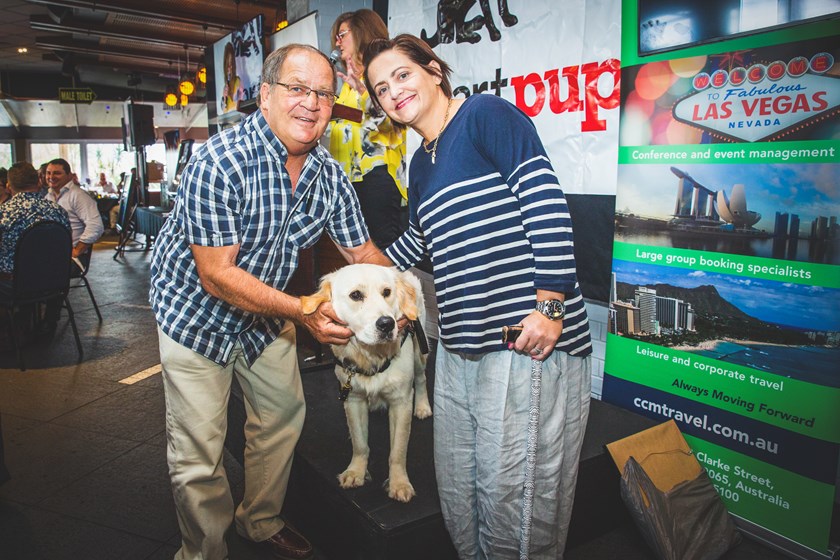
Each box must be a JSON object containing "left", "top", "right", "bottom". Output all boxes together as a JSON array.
[
  {"left": 146, "top": 160, "right": 165, "bottom": 182},
  {"left": 606, "top": 419, "right": 702, "bottom": 494}
]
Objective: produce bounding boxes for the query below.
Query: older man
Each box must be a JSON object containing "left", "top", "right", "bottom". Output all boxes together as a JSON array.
[{"left": 150, "top": 44, "right": 388, "bottom": 560}]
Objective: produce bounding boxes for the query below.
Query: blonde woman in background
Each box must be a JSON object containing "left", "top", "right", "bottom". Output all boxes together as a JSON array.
[
  {"left": 326, "top": 9, "right": 407, "bottom": 249},
  {"left": 220, "top": 42, "right": 243, "bottom": 114}
]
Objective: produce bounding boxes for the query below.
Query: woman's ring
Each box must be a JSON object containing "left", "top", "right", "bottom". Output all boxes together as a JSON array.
[{"left": 531, "top": 347, "right": 543, "bottom": 355}]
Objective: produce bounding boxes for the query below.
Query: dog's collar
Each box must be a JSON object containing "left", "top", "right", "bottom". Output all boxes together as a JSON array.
[
  {"left": 337, "top": 355, "right": 392, "bottom": 377},
  {"left": 337, "top": 330, "right": 411, "bottom": 401},
  {"left": 337, "top": 329, "right": 410, "bottom": 377}
]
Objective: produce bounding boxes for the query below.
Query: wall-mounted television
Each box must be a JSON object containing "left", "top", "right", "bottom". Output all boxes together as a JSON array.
[
  {"left": 638, "top": 0, "right": 840, "bottom": 56},
  {"left": 211, "top": 14, "right": 265, "bottom": 117}
]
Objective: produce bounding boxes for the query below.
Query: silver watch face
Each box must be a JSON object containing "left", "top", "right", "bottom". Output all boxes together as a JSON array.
[{"left": 537, "top": 299, "right": 565, "bottom": 320}]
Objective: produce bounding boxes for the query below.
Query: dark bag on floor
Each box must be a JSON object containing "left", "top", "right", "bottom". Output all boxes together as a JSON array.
[
  {"left": 621, "top": 454, "right": 741, "bottom": 560},
  {"left": 607, "top": 420, "right": 741, "bottom": 560}
]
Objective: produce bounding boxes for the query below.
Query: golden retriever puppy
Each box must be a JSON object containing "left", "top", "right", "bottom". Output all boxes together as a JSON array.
[{"left": 301, "top": 264, "right": 432, "bottom": 502}]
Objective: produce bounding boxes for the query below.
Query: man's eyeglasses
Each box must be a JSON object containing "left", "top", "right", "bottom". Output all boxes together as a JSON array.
[
  {"left": 335, "top": 29, "right": 350, "bottom": 43},
  {"left": 272, "top": 82, "right": 337, "bottom": 106}
]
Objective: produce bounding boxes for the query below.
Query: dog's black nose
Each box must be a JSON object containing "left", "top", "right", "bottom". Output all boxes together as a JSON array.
[{"left": 376, "top": 316, "right": 395, "bottom": 333}]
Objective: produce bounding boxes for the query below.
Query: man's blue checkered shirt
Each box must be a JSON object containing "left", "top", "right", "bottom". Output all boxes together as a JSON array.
[{"left": 150, "top": 110, "right": 368, "bottom": 365}]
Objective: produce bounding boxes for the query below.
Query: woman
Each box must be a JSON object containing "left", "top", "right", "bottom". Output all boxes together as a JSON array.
[
  {"left": 326, "top": 10, "right": 407, "bottom": 250},
  {"left": 220, "top": 41, "right": 242, "bottom": 114},
  {"left": 364, "top": 34, "right": 593, "bottom": 559}
]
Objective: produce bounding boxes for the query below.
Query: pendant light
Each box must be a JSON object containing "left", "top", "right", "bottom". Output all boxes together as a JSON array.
[
  {"left": 196, "top": 24, "right": 207, "bottom": 87},
  {"left": 164, "top": 86, "right": 178, "bottom": 107},
  {"left": 179, "top": 45, "right": 195, "bottom": 96}
]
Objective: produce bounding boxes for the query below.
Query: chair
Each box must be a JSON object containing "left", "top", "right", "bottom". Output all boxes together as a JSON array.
[
  {"left": 0, "top": 221, "right": 83, "bottom": 370},
  {"left": 71, "top": 252, "right": 102, "bottom": 322}
]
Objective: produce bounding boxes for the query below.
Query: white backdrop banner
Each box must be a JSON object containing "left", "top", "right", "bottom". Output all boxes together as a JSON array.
[{"left": 387, "top": 0, "right": 622, "bottom": 195}]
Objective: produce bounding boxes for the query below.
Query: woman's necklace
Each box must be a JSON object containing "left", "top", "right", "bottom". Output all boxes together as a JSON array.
[{"left": 423, "top": 98, "right": 454, "bottom": 165}]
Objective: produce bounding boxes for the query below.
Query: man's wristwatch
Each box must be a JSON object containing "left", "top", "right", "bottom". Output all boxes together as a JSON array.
[{"left": 535, "top": 299, "right": 565, "bottom": 320}]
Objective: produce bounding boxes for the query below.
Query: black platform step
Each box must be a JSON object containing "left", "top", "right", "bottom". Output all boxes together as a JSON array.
[
  {"left": 276, "top": 354, "right": 455, "bottom": 560},
  {"left": 225, "top": 345, "right": 670, "bottom": 559}
]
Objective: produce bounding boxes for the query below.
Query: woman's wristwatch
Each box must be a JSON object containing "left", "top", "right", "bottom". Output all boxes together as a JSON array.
[{"left": 535, "top": 299, "right": 565, "bottom": 320}]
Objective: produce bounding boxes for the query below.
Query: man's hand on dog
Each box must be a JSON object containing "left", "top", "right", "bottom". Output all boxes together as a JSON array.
[
  {"left": 299, "top": 298, "right": 411, "bottom": 346},
  {"left": 300, "top": 301, "right": 354, "bottom": 345},
  {"left": 508, "top": 311, "right": 563, "bottom": 361}
]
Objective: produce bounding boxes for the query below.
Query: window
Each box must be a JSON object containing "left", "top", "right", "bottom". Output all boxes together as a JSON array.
[
  {"left": 0, "top": 144, "right": 12, "bottom": 168},
  {"left": 31, "top": 143, "right": 81, "bottom": 176},
  {"left": 86, "top": 143, "right": 133, "bottom": 187}
]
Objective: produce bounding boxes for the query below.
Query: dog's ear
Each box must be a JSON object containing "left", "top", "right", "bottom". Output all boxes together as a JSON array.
[
  {"left": 300, "top": 278, "right": 331, "bottom": 315},
  {"left": 397, "top": 273, "right": 418, "bottom": 321}
]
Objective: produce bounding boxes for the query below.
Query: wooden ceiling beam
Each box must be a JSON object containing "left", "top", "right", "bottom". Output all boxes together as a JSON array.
[
  {"left": 36, "top": 36, "right": 201, "bottom": 66},
  {"left": 27, "top": 0, "right": 275, "bottom": 31},
  {"left": 42, "top": 53, "right": 179, "bottom": 78},
  {"left": 30, "top": 14, "right": 213, "bottom": 49}
]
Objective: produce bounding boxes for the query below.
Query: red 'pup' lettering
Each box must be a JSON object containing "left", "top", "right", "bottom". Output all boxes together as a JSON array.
[{"left": 510, "top": 58, "right": 621, "bottom": 132}]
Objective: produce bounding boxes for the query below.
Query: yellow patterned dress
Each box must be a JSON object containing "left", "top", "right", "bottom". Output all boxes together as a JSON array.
[{"left": 326, "top": 82, "right": 407, "bottom": 200}]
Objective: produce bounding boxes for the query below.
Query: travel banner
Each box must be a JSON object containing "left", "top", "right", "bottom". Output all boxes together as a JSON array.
[{"left": 603, "top": 3, "right": 840, "bottom": 558}]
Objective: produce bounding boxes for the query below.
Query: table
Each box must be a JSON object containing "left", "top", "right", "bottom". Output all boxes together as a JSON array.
[{"left": 133, "top": 206, "right": 169, "bottom": 248}]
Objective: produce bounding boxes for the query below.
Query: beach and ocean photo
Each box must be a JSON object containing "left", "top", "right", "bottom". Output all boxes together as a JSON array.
[{"left": 609, "top": 258, "right": 840, "bottom": 387}]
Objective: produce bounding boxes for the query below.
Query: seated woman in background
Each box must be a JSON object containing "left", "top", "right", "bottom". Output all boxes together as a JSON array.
[{"left": 325, "top": 9, "right": 407, "bottom": 250}]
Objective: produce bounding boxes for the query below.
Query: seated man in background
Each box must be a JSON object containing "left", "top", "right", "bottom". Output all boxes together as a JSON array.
[
  {"left": 0, "top": 161, "right": 70, "bottom": 280},
  {"left": 96, "top": 172, "right": 117, "bottom": 195},
  {"left": 44, "top": 158, "right": 104, "bottom": 270}
]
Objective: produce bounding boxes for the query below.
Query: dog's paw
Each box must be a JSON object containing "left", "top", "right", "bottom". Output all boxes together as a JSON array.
[
  {"left": 338, "top": 469, "right": 369, "bottom": 489},
  {"left": 385, "top": 478, "right": 416, "bottom": 502},
  {"left": 414, "top": 401, "right": 432, "bottom": 419}
]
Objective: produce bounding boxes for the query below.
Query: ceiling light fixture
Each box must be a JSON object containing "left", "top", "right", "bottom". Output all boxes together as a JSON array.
[
  {"left": 164, "top": 86, "right": 178, "bottom": 107},
  {"left": 179, "top": 45, "right": 195, "bottom": 96},
  {"left": 17, "top": 47, "right": 28, "bottom": 54},
  {"left": 179, "top": 75, "right": 195, "bottom": 96}
]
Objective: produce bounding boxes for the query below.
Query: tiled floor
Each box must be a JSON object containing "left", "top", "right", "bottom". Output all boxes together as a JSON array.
[{"left": 0, "top": 234, "right": 326, "bottom": 560}]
